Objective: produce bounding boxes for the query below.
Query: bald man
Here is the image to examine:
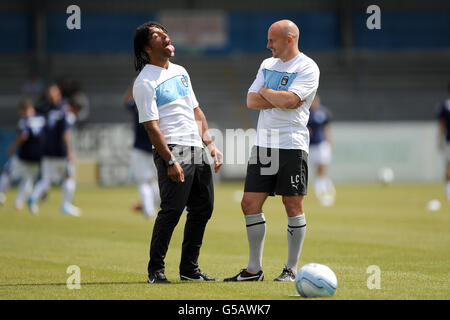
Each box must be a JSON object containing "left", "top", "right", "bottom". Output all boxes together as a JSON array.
[{"left": 224, "top": 20, "right": 320, "bottom": 282}]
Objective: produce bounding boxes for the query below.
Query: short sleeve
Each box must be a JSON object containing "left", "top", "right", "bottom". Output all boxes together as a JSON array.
[
  {"left": 248, "top": 62, "right": 265, "bottom": 94},
  {"left": 65, "top": 111, "right": 76, "bottom": 131},
  {"left": 288, "top": 63, "right": 320, "bottom": 101},
  {"left": 184, "top": 70, "right": 199, "bottom": 109},
  {"left": 17, "top": 119, "right": 28, "bottom": 134},
  {"left": 133, "top": 80, "right": 159, "bottom": 123}
]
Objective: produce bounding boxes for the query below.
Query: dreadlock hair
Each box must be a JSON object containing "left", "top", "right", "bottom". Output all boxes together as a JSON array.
[{"left": 133, "top": 21, "right": 169, "bottom": 72}]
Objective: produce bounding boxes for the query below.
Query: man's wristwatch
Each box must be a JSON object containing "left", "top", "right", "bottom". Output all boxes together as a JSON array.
[{"left": 167, "top": 158, "right": 177, "bottom": 167}]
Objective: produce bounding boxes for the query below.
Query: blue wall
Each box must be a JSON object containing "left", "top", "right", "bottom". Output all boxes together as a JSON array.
[
  {"left": 225, "top": 12, "right": 339, "bottom": 53},
  {"left": 47, "top": 13, "right": 155, "bottom": 53},
  {"left": 1, "top": 11, "right": 449, "bottom": 53},
  {"left": 0, "top": 14, "right": 30, "bottom": 53},
  {"left": 354, "top": 11, "right": 450, "bottom": 49},
  {"left": 46, "top": 12, "right": 338, "bottom": 54}
]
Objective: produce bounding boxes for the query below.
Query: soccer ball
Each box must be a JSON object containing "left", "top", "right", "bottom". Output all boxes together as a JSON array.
[
  {"left": 295, "top": 263, "right": 337, "bottom": 298},
  {"left": 378, "top": 167, "right": 394, "bottom": 185},
  {"left": 427, "top": 199, "right": 441, "bottom": 211}
]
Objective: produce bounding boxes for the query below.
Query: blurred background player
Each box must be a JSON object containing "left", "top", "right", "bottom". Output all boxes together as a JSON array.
[
  {"left": 123, "top": 80, "right": 160, "bottom": 219},
  {"left": 57, "top": 77, "right": 90, "bottom": 126},
  {"left": 27, "top": 84, "right": 80, "bottom": 216},
  {"left": 0, "top": 98, "right": 45, "bottom": 210},
  {"left": 437, "top": 83, "right": 450, "bottom": 201},
  {"left": 21, "top": 71, "right": 44, "bottom": 104},
  {"left": 307, "top": 94, "right": 336, "bottom": 206}
]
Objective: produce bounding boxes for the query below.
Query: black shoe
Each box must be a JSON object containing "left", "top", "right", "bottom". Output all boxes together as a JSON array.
[
  {"left": 274, "top": 267, "right": 296, "bottom": 282},
  {"left": 224, "top": 269, "right": 264, "bottom": 282},
  {"left": 180, "top": 269, "right": 219, "bottom": 281},
  {"left": 148, "top": 271, "right": 171, "bottom": 284}
]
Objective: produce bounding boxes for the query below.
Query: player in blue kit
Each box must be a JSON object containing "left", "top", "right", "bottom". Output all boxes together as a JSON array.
[
  {"left": 0, "top": 98, "right": 45, "bottom": 211},
  {"left": 307, "top": 94, "right": 335, "bottom": 206},
  {"left": 27, "top": 84, "right": 80, "bottom": 216},
  {"left": 437, "top": 84, "right": 450, "bottom": 201},
  {"left": 124, "top": 81, "right": 160, "bottom": 219}
]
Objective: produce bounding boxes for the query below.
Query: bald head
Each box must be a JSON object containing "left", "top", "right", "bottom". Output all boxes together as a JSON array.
[
  {"left": 267, "top": 20, "right": 300, "bottom": 61},
  {"left": 270, "top": 20, "right": 300, "bottom": 42}
]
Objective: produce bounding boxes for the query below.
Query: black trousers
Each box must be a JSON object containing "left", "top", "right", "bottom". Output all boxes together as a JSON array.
[{"left": 148, "top": 145, "right": 214, "bottom": 275}]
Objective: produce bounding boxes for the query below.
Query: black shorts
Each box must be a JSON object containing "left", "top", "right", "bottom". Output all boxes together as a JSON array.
[{"left": 244, "top": 146, "right": 308, "bottom": 196}]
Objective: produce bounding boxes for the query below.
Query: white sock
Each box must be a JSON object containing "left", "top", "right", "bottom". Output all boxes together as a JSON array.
[
  {"left": 325, "top": 177, "right": 335, "bottom": 193},
  {"left": 286, "top": 214, "right": 307, "bottom": 272},
  {"left": 314, "top": 177, "right": 327, "bottom": 195},
  {"left": 138, "top": 182, "right": 155, "bottom": 217},
  {"left": 62, "top": 178, "right": 76, "bottom": 206},
  {"left": 149, "top": 180, "right": 160, "bottom": 210},
  {"left": 245, "top": 213, "right": 266, "bottom": 273},
  {"left": 15, "top": 178, "right": 33, "bottom": 208},
  {"left": 31, "top": 178, "right": 50, "bottom": 202},
  {"left": 0, "top": 172, "right": 10, "bottom": 193},
  {"left": 316, "top": 176, "right": 334, "bottom": 194}
]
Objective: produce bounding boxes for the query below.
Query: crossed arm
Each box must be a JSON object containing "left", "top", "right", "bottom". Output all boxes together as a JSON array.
[{"left": 247, "top": 87, "right": 302, "bottom": 110}]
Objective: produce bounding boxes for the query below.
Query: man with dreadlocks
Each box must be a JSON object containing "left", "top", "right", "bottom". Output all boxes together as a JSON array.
[{"left": 132, "top": 21, "right": 223, "bottom": 284}]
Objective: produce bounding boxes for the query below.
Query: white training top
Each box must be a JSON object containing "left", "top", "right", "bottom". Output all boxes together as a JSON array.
[
  {"left": 248, "top": 53, "right": 320, "bottom": 152},
  {"left": 133, "top": 62, "right": 203, "bottom": 148}
]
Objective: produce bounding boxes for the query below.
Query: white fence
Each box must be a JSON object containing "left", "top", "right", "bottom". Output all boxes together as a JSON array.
[
  {"left": 328, "top": 122, "right": 443, "bottom": 183},
  {"left": 72, "top": 121, "right": 445, "bottom": 185}
]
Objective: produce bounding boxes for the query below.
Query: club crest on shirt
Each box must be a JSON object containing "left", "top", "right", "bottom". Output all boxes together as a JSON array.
[
  {"left": 181, "top": 76, "right": 188, "bottom": 87},
  {"left": 281, "top": 76, "right": 289, "bottom": 86}
]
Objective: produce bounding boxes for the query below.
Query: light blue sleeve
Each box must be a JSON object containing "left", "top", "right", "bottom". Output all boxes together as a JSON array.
[
  {"left": 248, "top": 62, "right": 265, "bottom": 94},
  {"left": 133, "top": 80, "right": 159, "bottom": 123}
]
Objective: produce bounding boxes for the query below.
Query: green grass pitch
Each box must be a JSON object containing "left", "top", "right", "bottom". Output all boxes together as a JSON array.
[{"left": 0, "top": 182, "right": 449, "bottom": 300}]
